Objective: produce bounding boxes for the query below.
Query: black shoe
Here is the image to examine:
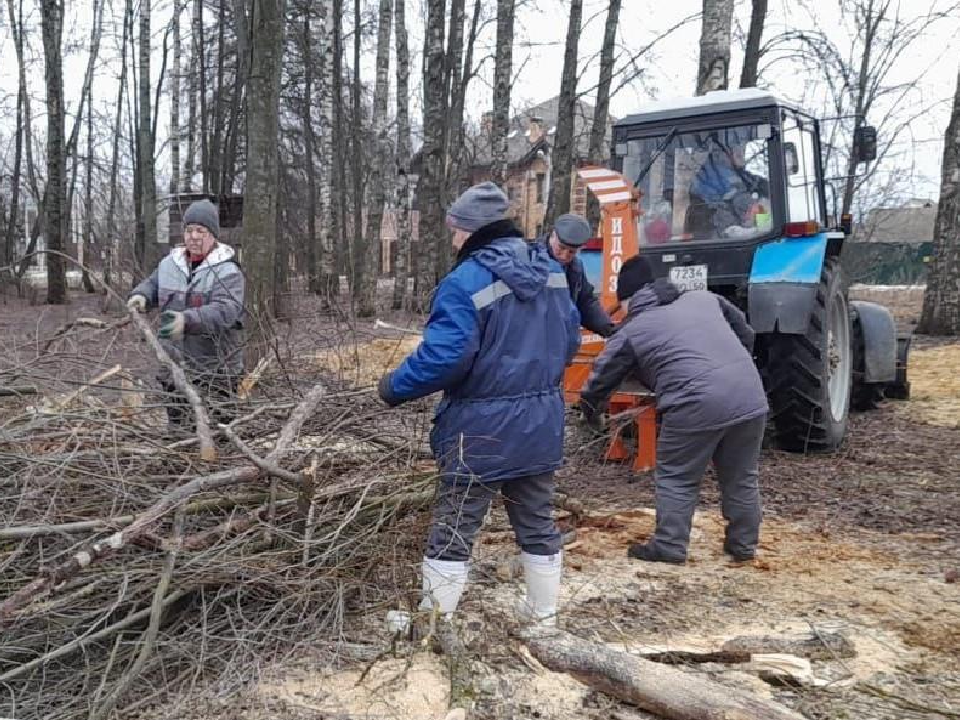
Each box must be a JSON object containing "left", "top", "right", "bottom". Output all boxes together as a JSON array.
[
  {"left": 627, "top": 543, "right": 685, "bottom": 564},
  {"left": 723, "top": 542, "right": 756, "bottom": 562}
]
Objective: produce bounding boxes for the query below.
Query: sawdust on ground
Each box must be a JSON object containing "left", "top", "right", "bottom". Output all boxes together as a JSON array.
[
  {"left": 899, "top": 343, "right": 960, "bottom": 428},
  {"left": 308, "top": 336, "right": 421, "bottom": 387},
  {"left": 257, "top": 654, "right": 450, "bottom": 720}
]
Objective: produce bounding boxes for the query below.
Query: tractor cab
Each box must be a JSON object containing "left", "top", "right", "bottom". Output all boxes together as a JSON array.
[{"left": 611, "top": 89, "right": 835, "bottom": 302}]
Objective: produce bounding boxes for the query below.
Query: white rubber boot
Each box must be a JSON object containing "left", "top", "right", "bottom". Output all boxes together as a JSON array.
[
  {"left": 519, "top": 551, "right": 562, "bottom": 628},
  {"left": 419, "top": 557, "right": 469, "bottom": 616},
  {"left": 419, "top": 557, "right": 469, "bottom": 655}
]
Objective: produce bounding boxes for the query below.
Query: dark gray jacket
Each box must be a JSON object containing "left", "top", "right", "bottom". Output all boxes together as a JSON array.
[
  {"left": 581, "top": 279, "right": 768, "bottom": 431},
  {"left": 538, "top": 236, "right": 615, "bottom": 338},
  {"left": 130, "top": 244, "right": 245, "bottom": 380}
]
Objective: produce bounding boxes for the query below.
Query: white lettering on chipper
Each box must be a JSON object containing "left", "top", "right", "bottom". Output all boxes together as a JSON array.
[{"left": 608, "top": 216, "right": 623, "bottom": 294}]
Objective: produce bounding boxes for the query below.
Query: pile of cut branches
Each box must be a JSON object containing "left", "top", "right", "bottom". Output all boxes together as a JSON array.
[{"left": 0, "top": 311, "right": 435, "bottom": 720}]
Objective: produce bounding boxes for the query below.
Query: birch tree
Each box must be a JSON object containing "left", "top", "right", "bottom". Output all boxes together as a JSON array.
[
  {"left": 41, "top": 0, "right": 67, "bottom": 303},
  {"left": 545, "top": 0, "right": 583, "bottom": 226},
  {"left": 918, "top": 62, "right": 960, "bottom": 335},
  {"left": 318, "top": 0, "right": 337, "bottom": 297},
  {"left": 302, "top": 6, "right": 319, "bottom": 292},
  {"left": 417, "top": 0, "right": 448, "bottom": 293},
  {"left": 696, "top": 0, "right": 734, "bottom": 95},
  {"left": 490, "top": 0, "right": 515, "bottom": 186},
  {"left": 392, "top": 0, "right": 412, "bottom": 310}
]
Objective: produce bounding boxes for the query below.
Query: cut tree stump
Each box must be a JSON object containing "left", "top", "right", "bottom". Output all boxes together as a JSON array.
[{"left": 523, "top": 629, "right": 807, "bottom": 720}]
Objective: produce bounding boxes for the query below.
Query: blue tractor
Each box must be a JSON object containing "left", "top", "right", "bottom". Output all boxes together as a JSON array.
[{"left": 606, "top": 88, "right": 910, "bottom": 452}]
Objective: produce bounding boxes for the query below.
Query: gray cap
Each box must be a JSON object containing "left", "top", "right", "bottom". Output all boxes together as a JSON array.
[
  {"left": 446, "top": 182, "right": 509, "bottom": 232},
  {"left": 182, "top": 199, "right": 220, "bottom": 238},
  {"left": 554, "top": 214, "right": 593, "bottom": 246}
]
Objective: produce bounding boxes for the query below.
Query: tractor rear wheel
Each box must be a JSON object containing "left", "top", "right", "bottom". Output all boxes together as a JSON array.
[
  {"left": 851, "top": 317, "right": 885, "bottom": 412},
  {"left": 761, "top": 257, "right": 852, "bottom": 453}
]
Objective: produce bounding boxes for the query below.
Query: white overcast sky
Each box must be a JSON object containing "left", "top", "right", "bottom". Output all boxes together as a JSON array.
[{"left": 1, "top": 0, "right": 958, "bottom": 203}]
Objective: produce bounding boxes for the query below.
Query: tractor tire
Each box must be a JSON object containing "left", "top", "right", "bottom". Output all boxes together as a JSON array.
[
  {"left": 761, "top": 257, "right": 852, "bottom": 453},
  {"left": 851, "top": 317, "right": 885, "bottom": 412}
]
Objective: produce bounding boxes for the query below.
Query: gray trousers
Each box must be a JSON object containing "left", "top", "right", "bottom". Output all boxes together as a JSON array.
[
  {"left": 426, "top": 473, "right": 562, "bottom": 562},
  {"left": 650, "top": 415, "right": 765, "bottom": 561}
]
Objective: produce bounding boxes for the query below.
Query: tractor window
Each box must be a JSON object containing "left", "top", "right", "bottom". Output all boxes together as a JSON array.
[
  {"left": 623, "top": 124, "right": 774, "bottom": 246},
  {"left": 782, "top": 113, "right": 823, "bottom": 225}
]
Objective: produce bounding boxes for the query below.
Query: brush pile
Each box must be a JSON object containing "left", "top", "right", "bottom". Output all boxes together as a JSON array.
[{"left": 0, "top": 313, "right": 436, "bottom": 720}]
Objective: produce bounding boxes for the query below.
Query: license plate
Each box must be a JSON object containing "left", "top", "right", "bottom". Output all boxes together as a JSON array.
[{"left": 669, "top": 264, "right": 708, "bottom": 292}]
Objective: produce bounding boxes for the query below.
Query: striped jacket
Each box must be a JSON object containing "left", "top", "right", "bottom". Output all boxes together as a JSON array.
[{"left": 382, "top": 222, "right": 580, "bottom": 481}]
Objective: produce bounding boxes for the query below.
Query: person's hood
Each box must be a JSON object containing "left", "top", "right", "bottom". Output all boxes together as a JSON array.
[
  {"left": 625, "top": 278, "right": 681, "bottom": 316},
  {"left": 458, "top": 220, "right": 550, "bottom": 302},
  {"left": 170, "top": 243, "right": 235, "bottom": 275}
]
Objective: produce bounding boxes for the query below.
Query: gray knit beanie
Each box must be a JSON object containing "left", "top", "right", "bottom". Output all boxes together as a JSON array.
[
  {"left": 182, "top": 199, "right": 220, "bottom": 238},
  {"left": 446, "top": 182, "right": 509, "bottom": 232}
]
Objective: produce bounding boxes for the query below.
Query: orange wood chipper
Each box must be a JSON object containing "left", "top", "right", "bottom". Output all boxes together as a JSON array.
[{"left": 562, "top": 166, "right": 658, "bottom": 472}]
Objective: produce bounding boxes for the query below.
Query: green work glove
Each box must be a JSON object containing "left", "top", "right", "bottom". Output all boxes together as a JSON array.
[{"left": 158, "top": 311, "right": 185, "bottom": 341}]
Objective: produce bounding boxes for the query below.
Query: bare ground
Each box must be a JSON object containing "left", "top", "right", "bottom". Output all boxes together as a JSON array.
[{"left": 2, "top": 286, "right": 959, "bottom": 720}]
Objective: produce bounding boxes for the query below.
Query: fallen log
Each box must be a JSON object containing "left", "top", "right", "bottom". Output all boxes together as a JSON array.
[
  {"left": 721, "top": 631, "right": 855, "bottom": 660},
  {"left": 523, "top": 629, "right": 807, "bottom": 720}
]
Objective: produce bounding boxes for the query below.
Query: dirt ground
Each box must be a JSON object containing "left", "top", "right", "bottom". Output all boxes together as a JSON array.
[{"left": 2, "top": 285, "right": 959, "bottom": 720}]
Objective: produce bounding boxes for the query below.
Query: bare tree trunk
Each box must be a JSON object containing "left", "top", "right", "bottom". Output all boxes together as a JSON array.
[
  {"left": 106, "top": 0, "right": 131, "bottom": 289},
  {"left": 391, "top": 0, "right": 412, "bottom": 310},
  {"left": 223, "top": 0, "right": 249, "bottom": 194},
  {"left": 333, "top": 0, "right": 349, "bottom": 280},
  {"left": 840, "top": 3, "right": 885, "bottom": 217},
  {"left": 170, "top": 0, "right": 182, "bottom": 194},
  {"left": 586, "top": 0, "right": 621, "bottom": 230},
  {"left": 449, "top": 0, "right": 481, "bottom": 182},
  {"left": 696, "top": 0, "right": 734, "bottom": 95},
  {"left": 184, "top": 0, "right": 197, "bottom": 191},
  {"left": 66, "top": 0, "right": 104, "bottom": 262},
  {"left": 3, "top": 48, "right": 24, "bottom": 269},
  {"left": 350, "top": 0, "right": 364, "bottom": 299},
  {"left": 81, "top": 79, "right": 96, "bottom": 293},
  {"left": 243, "top": 0, "right": 284, "bottom": 358},
  {"left": 491, "top": 0, "right": 515, "bottom": 186},
  {"left": 358, "top": 0, "right": 393, "bottom": 316},
  {"left": 210, "top": 0, "right": 226, "bottom": 196},
  {"left": 302, "top": 8, "right": 319, "bottom": 293},
  {"left": 139, "top": 0, "right": 157, "bottom": 270},
  {"left": 318, "top": 0, "right": 337, "bottom": 297},
  {"left": 545, "top": 0, "right": 582, "bottom": 227},
  {"left": 918, "top": 63, "right": 960, "bottom": 335},
  {"left": 195, "top": 0, "right": 209, "bottom": 193},
  {"left": 417, "top": 0, "right": 448, "bottom": 295},
  {"left": 41, "top": 0, "right": 67, "bottom": 304},
  {"left": 739, "top": 0, "right": 767, "bottom": 88},
  {"left": 444, "top": 0, "right": 465, "bottom": 194}
]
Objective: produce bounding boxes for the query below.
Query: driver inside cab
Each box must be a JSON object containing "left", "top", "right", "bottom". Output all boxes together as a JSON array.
[{"left": 686, "top": 142, "right": 770, "bottom": 240}]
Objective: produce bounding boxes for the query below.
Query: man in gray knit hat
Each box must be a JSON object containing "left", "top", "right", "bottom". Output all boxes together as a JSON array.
[
  {"left": 378, "top": 181, "right": 580, "bottom": 643},
  {"left": 128, "top": 198, "right": 245, "bottom": 431}
]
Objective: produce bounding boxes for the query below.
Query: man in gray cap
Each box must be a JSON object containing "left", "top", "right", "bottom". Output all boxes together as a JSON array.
[
  {"left": 538, "top": 214, "right": 615, "bottom": 337},
  {"left": 127, "top": 198, "right": 245, "bottom": 431}
]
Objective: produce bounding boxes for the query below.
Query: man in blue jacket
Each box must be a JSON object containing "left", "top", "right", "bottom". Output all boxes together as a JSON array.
[
  {"left": 378, "top": 182, "right": 580, "bottom": 632},
  {"left": 537, "top": 213, "right": 615, "bottom": 338}
]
